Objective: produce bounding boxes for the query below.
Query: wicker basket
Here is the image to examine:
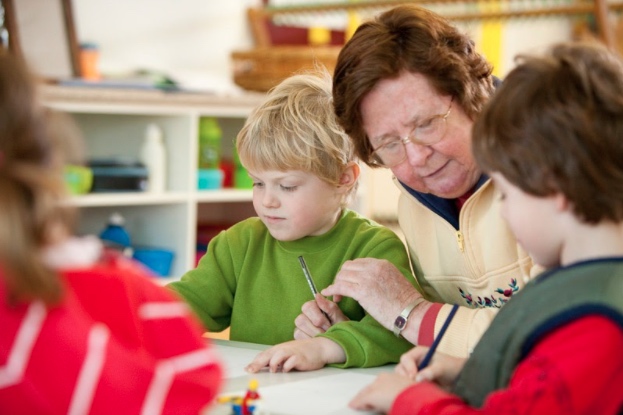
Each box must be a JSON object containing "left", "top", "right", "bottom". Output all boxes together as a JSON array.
[{"left": 231, "top": 46, "right": 341, "bottom": 92}]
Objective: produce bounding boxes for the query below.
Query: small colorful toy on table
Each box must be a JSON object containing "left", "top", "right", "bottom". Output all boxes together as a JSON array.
[{"left": 218, "top": 379, "right": 261, "bottom": 415}]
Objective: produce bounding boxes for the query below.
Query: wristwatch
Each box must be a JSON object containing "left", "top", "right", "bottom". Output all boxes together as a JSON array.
[{"left": 393, "top": 300, "right": 421, "bottom": 337}]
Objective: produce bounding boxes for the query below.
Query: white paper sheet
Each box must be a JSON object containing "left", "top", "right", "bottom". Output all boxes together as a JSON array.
[
  {"left": 251, "top": 372, "right": 377, "bottom": 415},
  {"left": 212, "top": 341, "right": 385, "bottom": 414},
  {"left": 214, "top": 344, "right": 261, "bottom": 378}
]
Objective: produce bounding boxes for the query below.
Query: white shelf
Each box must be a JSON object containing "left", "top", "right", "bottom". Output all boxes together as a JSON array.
[
  {"left": 68, "top": 189, "right": 254, "bottom": 207},
  {"left": 44, "top": 85, "right": 261, "bottom": 278},
  {"left": 41, "top": 85, "right": 266, "bottom": 116},
  {"left": 69, "top": 192, "right": 191, "bottom": 207},
  {"left": 195, "top": 189, "right": 253, "bottom": 203}
]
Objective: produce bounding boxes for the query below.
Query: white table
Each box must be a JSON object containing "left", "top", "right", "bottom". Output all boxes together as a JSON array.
[{"left": 209, "top": 339, "right": 394, "bottom": 415}]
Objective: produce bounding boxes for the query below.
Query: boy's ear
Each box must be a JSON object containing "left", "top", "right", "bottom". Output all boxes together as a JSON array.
[
  {"left": 553, "top": 192, "right": 570, "bottom": 212},
  {"left": 338, "top": 162, "right": 360, "bottom": 190}
]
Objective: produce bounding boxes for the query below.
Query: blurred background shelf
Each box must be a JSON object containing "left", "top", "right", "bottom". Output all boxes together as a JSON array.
[
  {"left": 44, "top": 86, "right": 262, "bottom": 279},
  {"left": 45, "top": 85, "right": 371, "bottom": 280}
]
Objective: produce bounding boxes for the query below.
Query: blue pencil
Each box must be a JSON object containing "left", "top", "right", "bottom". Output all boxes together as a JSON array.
[{"left": 418, "top": 304, "right": 459, "bottom": 370}]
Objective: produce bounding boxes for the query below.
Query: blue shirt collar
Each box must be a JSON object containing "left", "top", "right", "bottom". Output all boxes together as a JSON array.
[{"left": 400, "top": 174, "right": 489, "bottom": 230}]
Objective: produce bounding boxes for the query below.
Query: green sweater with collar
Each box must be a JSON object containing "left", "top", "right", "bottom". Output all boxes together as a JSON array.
[{"left": 169, "top": 209, "right": 416, "bottom": 368}]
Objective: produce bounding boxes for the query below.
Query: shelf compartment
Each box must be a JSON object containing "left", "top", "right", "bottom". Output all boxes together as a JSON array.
[
  {"left": 69, "top": 191, "right": 190, "bottom": 207},
  {"left": 76, "top": 204, "right": 193, "bottom": 278}
]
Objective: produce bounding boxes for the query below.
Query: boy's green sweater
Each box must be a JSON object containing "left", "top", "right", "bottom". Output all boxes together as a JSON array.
[{"left": 169, "top": 209, "right": 417, "bottom": 368}]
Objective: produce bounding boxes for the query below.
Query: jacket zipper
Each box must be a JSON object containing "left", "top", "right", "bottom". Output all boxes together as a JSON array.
[{"left": 456, "top": 231, "right": 465, "bottom": 253}]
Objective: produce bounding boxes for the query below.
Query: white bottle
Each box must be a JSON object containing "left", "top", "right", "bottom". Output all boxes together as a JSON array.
[{"left": 140, "top": 123, "right": 167, "bottom": 193}]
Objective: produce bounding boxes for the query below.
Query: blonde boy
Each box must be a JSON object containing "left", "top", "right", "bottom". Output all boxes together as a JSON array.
[{"left": 170, "top": 70, "right": 419, "bottom": 369}]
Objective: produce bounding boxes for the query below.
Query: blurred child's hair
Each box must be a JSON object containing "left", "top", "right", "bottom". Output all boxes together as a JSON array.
[
  {"left": 472, "top": 42, "right": 623, "bottom": 224},
  {"left": 0, "top": 53, "right": 78, "bottom": 304},
  {"left": 236, "top": 69, "right": 358, "bottom": 203}
]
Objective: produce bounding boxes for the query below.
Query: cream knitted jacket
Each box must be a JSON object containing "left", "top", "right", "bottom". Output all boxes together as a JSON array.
[{"left": 396, "top": 177, "right": 537, "bottom": 357}]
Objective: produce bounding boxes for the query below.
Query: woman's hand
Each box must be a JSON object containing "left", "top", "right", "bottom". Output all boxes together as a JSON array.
[{"left": 321, "top": 258, "right": 423, "bottom": 331}]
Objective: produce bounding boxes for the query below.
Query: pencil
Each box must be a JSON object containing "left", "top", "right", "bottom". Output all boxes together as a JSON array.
[
  {"left": 298, "top": 256, "right": 331, "bottom": 323},
  {"left": 418, "top": 304, "right": 459, "bottom": 370}
]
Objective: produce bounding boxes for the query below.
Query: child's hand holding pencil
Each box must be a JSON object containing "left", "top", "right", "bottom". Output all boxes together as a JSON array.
[{"left": 298, "top": 256, "right": 333, "bottom": 324}]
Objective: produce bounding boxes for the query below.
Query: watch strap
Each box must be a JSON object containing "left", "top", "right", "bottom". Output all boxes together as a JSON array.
[{"left": 393, "top": 299, "right": 423, "bottom": 337}]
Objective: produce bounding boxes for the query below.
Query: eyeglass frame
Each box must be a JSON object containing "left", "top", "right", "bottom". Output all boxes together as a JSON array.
[{"left": 368, "top": 97, "right": 454, "bottom": 168}]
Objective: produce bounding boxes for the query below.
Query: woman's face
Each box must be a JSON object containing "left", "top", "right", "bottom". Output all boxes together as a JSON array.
[{"left": 360, "top": 71, "right": 481, "bottom": 198}]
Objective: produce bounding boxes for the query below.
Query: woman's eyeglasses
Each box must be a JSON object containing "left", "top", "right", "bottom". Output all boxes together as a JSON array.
[{"left": 369, "top": 97, "right": 453, "bottom": 168}]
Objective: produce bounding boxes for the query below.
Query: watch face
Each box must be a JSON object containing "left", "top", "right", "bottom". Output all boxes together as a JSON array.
[{"left": 394, "top": 316, "right": 407, "bottom": 330}]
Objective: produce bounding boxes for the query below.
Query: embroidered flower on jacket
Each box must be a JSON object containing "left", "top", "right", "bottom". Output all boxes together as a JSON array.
[
  {"left": 495, "top": 278, "right": 519, "bottom": 298},
  {"left": 459, "top": 278, "right": 519, "bottom": 308}
]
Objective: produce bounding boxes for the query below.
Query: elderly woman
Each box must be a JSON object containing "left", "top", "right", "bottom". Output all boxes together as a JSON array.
[{"left": 296, "top": 4, "right": 535, "bottom": 358}]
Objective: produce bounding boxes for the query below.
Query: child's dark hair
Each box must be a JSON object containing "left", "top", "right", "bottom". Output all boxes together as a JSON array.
[
  {"left": 472, "top": 42, "right": 623, "bottom": 224},
  {"left": 0, "top": 53, "right": 78, "bottom": 304}
]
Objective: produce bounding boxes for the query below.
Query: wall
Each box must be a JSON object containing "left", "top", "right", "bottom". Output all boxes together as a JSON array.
[
  {"left": 72, "top": 0, "right": 574, "bottom": 95},
  {"left": 71, "top": 1, "right": 575, "bottom": 219},
  {"left": 72, "top": 0, "right": 260, "bottom": 93}
]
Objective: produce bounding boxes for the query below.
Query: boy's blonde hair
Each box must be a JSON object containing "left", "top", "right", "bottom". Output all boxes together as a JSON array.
[{"left": 236, "top": 69, "right": 357, "bottom": 200}]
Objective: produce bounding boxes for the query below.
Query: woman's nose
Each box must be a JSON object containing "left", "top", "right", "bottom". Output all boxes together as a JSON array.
[{"left": 404, "top": 140, "right": 433, "bottom": 167}]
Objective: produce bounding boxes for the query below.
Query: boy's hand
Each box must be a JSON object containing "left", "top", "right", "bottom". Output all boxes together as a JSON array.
[
  {"left": 349, "top": 348, "right": 467, "bottom": 412},
  {"left": 395, "top": 346, "right": 466, "bottom": 390},
  {"left": 294, "top": 294, "right": 349, "bottom": 339},
  {"left": 349, "top": 372, "right": 414, "bottom": 413},
  {"left": 245, "top": 337, "right": 346, "bottom": 373}
]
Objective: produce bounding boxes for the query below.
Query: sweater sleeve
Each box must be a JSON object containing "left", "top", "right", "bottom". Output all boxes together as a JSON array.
[
  {"left": 320, "top": 232, "right": 420, "bottom": 368},
  {"left": 391, "top": 315, "right": 623, "bottom": 415},
  {"left": 431, "top": 303, "right": 500, "bottom": 357},
  {"left": 168, "top": 229, "right": 238, "bottom": 332}
]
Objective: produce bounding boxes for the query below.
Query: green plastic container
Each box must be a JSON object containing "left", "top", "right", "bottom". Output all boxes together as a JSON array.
[
  {"left": 64, "top": 164, "right": 93, "bottom": 194},
  {"left": 232, "top": 142, "right": 253, "bottom": 189},
  {"left": 198, "top": 117, "right": 222, "bottom": 169}
]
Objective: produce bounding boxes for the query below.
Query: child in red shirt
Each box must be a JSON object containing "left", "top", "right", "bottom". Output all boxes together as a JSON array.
[{"left": 0, "top": 54, "right": 223, "bottom": 414}]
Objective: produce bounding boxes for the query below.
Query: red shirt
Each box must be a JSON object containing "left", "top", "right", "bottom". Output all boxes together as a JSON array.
[
  {"left": 393, "top": 315, "right": 623, "bottom": 414},
  {"left": 0, "top": 255, "right": 223, "bottom": 414}
]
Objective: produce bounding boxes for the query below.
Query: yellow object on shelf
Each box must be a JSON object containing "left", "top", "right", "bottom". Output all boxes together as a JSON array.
[
  {"left": 478, "top": 0, "right": 503, "bottom": 77},
  {"left": 308, "top": 26, "right": 331, "bottom": 46},
  {"left": 345, "top": 11, "right": 361, "bottom": 41}
]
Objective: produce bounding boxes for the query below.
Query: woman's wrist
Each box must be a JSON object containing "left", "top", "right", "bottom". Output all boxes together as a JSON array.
[
  {"left": 392, "top": 298, "right": 425, "bottom": 337},
  {"left": 398, "top": 300, "right": 432, "bottom": 345}
]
